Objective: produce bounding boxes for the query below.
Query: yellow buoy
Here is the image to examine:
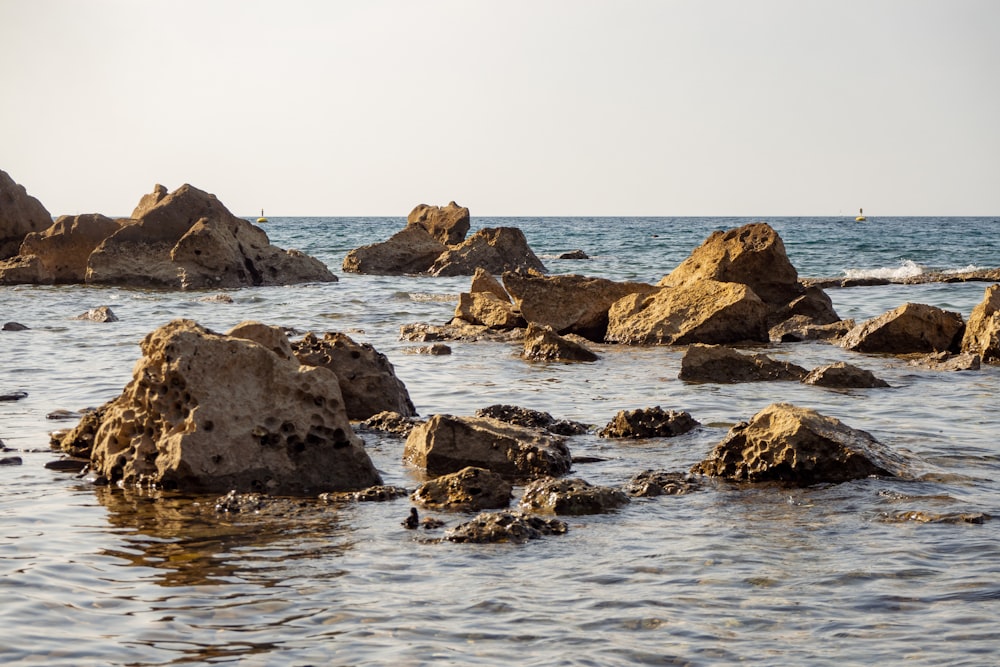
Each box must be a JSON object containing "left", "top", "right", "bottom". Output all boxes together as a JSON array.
[
  {"left": 855, "top": 207, "right": 866, "bottom": 222},
  {"left": 257, "top": 208, "right": 268, "bottom": 224}
]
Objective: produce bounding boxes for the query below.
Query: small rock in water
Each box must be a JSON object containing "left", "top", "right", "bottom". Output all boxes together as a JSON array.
[
  {"left": 2, "top": 321, "right": 29, "bottom": 331},
  {"left": 0, "top": 390, "right": 28, "bottom": 402},
  {"left": 72, "top": 306, "right": 119, "bottom": 322},
  {"left": 0, "top": 456, "right": 23, "bottom": 466},
  {"left": 44, "top": 458, "right": 89, "bottom": 473},
  {"left": 402, "top": 507, "right": 420, "bottom": 529},
  {"left": 558, "top": 249, "right": 590, "bottom": 260},
  {"left": 46, "top": 409, "right": 83, "bottom": 421}
]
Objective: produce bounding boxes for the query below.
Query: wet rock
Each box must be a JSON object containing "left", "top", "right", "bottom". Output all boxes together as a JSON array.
[
  {"left": 802, "top": 362, "right": 890, "bottom": 388},
  {"left": 400, "top": 321, "right": 525, "bottom": 343},
  {"left": 558, "top": 249, "right": 590, "bottom": 260},
  {"left": 407, "top": 201, "right": 471, "bottom": 245},
  {"left": 72, "top": 306, "right": 118, "bottom": 323},
  {"left": 678, "top": 344, "right": 808, "bottom": 383},
  {"left": 841, "top": 302, "right": 965, "bottom": 354},
  {"left": 598, "top": 406, "right": 699, "bottom": 439},
  {"left": 359, "top": 410, "right": 422, "bottom": 435},
  {"left": 0, "top": 456, "right": 23, "bottom": 466},
  {"left": 44, "top": 458, "right": 89, "bottom": 472},
  {"left": 624, "top": 470, "right": 702, "bottom": 497},
  {"left": 47, "top": 409, "right": 84, "bottom": 420},
  {"left": 214, "top": 490, "right": 267, "bottom": 513},
  {"left": 445, "top": 510, "right": 568, "bottom": 543},
  {"left": 430, "top": 227, "right": 547, "bottom": 277},
  {"left": 770, "top": 286, "right": 841, "bottom": 329},
  {"left": 320, "top": 485, "right": 411, "bottom": 502},
  {"left": 342, "top": 224, "right": 447, "bottom": 275},
  {"left": 199, "top": 293, "right": 234, "bottom": 303},
  {"left": 908, "top": 351, "right": 981, "bottom": 372},
  {"left": 961, "top": 283, "right": 1000, "bottom": 363},
  {"left": 412, "top": 466, "right": 513, "bottom": 511},
  {"left": 404, "top": 414, "right": 572, "bottom": 479},
  {"left": 54, "top": 402, "right": 110, "bottom": 458},
  {"left": 878, "top": 510, "right": 991, "bottom": 525},
  {"left": 455, "top": 291, "right": 525, "bottom": 329},
  {"left": 401, "top": 343, "right": 452, "bottom": 355},
  {"left": 18, "top": 214, "right": 123, "bottom": 283},
  {"left": 691, "top": 402, "right": 906, "bottom": 486},
  {"left": 2, "top": 321, "right": 29, "bottom": 331},
  {"left": 83, "top": 319, "right": 382, "bottom": 494},
  {"left": 770, "top": 316, "right": 853, "bottom": 343},
  {"left": 522, "top": 322, "right": 600, "bottom": 362},
  {"left": 475, "top": 404, "right": 589, "bottom": 436},
  {"left": 0, "top": 168, "right": 52, "bottom": 259},
  {"left": 292, "top": 331, "right": 416, "bottom": 420},
  {"left": 0, "top": 390, "right": 28, "bottom": 402},
  {"left": 519, "top": 477, "right": 629, "bottom": 515}
]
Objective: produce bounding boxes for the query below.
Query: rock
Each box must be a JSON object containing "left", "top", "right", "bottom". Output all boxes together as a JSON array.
[
  {"left": 72, "top": 306, "right": 118, "bottom": 323},
  {"left": 407, "top": 201, "right": 471, "bottom": 245},
  {"left": 82, "top": 319, "right": 382, "bottom": 493},
  {"left": 841, "top": 303, "right": 965, "bottom": 354},
  {"left": 320, "top": 485, "right": 411, "bottom": 502},
  {"left": 226, "top": 320, "right": 296, "bottom": 361},
  {"left": 0, "top": 169, "right": 52, "bottom": 259},
  {"left": 291, "top": 331, "right": 416, "bottom": 420},
  {"left": 342, "top": 224, "right": 447, "bottom": 275},
  {"left": 503, "top": 271, "right": 658, "bottom": 341},
  {"left": 802, "top": 362, "right": 890, "bottom": 388},
  {"left": 18, "top": 214, "right": 123, "bottom": 283},
  {"left": 770, "top": 316, "right": 854, "bottom": 343},
  {"left": 399, "top": 321, "right": 525, "bottom": 344},
  {"left": 678, "top": 344, "right": 808, "bottom": 383},
  {"left": 878, "top": 510, "right": 992, "bottom": 525},
  {"left": 961, "top": 284, "right": 1000, "bottom": 363},
  {"left": 358, "top": 411, "right": 422, "bottom": 435},
  {"left": 598, "top": 406, "right": 699, "bottom": 438},
  {"left": 401, "top": 343, "right": 452, "bottom": 355},
  {"left": 130, "top": 183, "right": 168, "bottom": 218},
  {"left": 0, "top": 253, "right": 49, "bottom": 284},
  {"left": 403, "top": 414, "right": 572, "bottom": 479},
  {"left": 412, "top": 466, "right": 513, "bottom": 511},
  {"left": 0, "top": 390, "right": 28, "bottom": 402},
  {"left": 469, "top": 267, "right": 511, "bottom": 301},
  {"left": 44, "top": 458, "right": 88, "bottom": 472},
  {"left": 475, "top": 404, "right": 589, "bottom": 436},
  {"left": 908, "top": 351, "right": 981, "bottom": 372},
  {"left": 2, "top": 321, "right": 29, "bottom": 331},
  {"left": 455, "top": 291, "right": 525, "bottom": 329},
  {"left": 199, "top": 293, "right": 234, "bottom": 303},
  {"left": 0, "top": 456, "right": 23, "bottom": 466},
  {"left": 47, "top": 409, "right": 83, "bottom": 420},
  {"left": 519, "top": 477, "right": 629, "bottom": 515},
  {"left": 445, "top": 511, "right": 568, "bottom": 543},
  {"left": 558, "top": 249, "right": 590, "bottom": 260},
  {"left": 522, "top": 322, "right": 600, "bottom": 362},
  {"left": 624, "top": 470, "right": 702, "bottom": 497},
  {"left": 430, "top": 228, "right": 547, "bottom": 277},
  {"left": 54, "top": 402, "right": 110, "bottom": 458},
  {"left": 606, "top": 280, "right": 771, "bottom": 345},
  {"left": 691, "top": 402, "right": 906, "bottom": 485}
]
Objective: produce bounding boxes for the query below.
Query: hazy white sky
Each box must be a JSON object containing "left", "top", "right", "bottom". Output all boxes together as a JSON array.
[{"left": 2, "top": 0, "right": 997, "bottom": 217}]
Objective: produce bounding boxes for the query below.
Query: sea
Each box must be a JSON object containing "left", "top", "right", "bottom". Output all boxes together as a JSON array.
[{"left": 1, "top": 216, "right": 998, "bottom": 666}]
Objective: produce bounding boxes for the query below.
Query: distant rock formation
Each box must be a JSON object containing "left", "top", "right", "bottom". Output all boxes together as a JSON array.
[{"left": 407, "top": 201, "right": 470, "bottom": 245}]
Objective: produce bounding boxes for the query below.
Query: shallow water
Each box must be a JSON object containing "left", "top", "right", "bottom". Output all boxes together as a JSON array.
[{"left": 1, "top": 217, "right": 998, "bottom": 665}]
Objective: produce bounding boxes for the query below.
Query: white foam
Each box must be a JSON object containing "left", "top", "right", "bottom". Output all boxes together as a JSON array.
[
  {"left": 943, "top": 264, "right": 983, "bottom": 275},
  {"left": 842, "top": 259, "right": 924, "bottom": 280}
]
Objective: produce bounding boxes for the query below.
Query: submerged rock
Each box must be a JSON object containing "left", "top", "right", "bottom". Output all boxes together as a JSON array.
[
  {"left": 320, "top": 485, "right": 411, "bottom": 503},
  {"left": 72, "top": 306, "right": 118, "bottom": 323},
  {"left": 841, "top": 302, "right": 964, "bottom": 354},
  {"left": 678, "top": 344, "right": 807, "bottom": 383},
  {"left": 908, "top": 351, "right": 981, "bottom": 372},
  {"left": 412, "top": 466, "right": 513, "bottom": 511},
  {"left": 598, "top": 406, "right": 699, "bottom": 439},
  {"left": 518, "top": 477, "right": 630, "bottom": 515},
  {"left": 445, "top": 511, "right": 568, "bottom": 543},
  {"left": 802, "top": 362, "right": 890, "bottom": 388},
  {"left": 358, "top": 410, "right": 422, "bottom": 435},
  {"left": 624, "top": 470, "right": 703, "bottom": 497}
]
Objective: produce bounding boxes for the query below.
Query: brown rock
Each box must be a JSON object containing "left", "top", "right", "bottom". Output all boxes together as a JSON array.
[
  {"left": 558, "top": 249, "right": 590, "bottom": 260},
  {"left": 598, "top": 406, "right": 699, "bottom": 438},
  {"left": 475, "top": 404, "right": 589, "bottom": 436},
  {"left": 0, "top": 254, "right": 49, "bottom": 284},
  {"left": 407, "top": 201, "right": 471, "bottom": 245},
  {"left": 403, "top": 414, "right": 572, "bottom": 479},
  {"left": 961, "top": 284, "right": 1000, "bottom": 363},
  {"left": 358, "top": 410, "right": 422, "bottom": 435},
  {"left": 841, "top": 302, "right": 965, "bottom": 354},
  {"left": 412, "top": 466, "right": 513, "bottom": 511},
  {"left": 84, "top": 319, "right": 381, "bottom": 493},
  {"left": 401, "top": 343, "right": 452, "bottom": 355},
  {"left": 908, "top": 351, "right": 981, "bottom": 372},
  {"left": 130, "top": 184, "right": 168, "bottom": 219},
  {"left": 18, "top": 214, "right": 123, "bottom": 283},
  {"left": 342, "top": 224, "right": 447, "bottom": 275},
  {"left": 469, "top": 267, "right": 510, "bottom": 301},
  {"left": 399, "top": 321, "right": 525, "bottom": 344},
  {"left": 607, "top": 281, "right": 770, "bottom": 345},
  {"left": 678, "top": 344, "right": 807, "bottom": 383},
  {"left": 691, "top": 402, "right": 905, "bottom": 485},
  {"left": 519, "top": 477, "right": 629, "bottom": 515},
  {"left": 430, "top": 227, "right": 546, "bottom": 277},
  {"left": 802, "top": 362, "right": 890, "bottom": 388},
  {"left": 455, "top": 292, "right": 525, "bottom": 329},
  {"left": 226, "top": 320, "right": 296, "bottom": 361},
  {"left": 770, "top": 316, "right": 854, "bottom": 343},
  {"left": 0, "top": 169, "right": 52, "bottom": 259},
  {"left": 522, "top": 322, "right": 599, "bottom": 362},
  {"left": 445, "top": 511, "right": 568, "bottom": 543}
]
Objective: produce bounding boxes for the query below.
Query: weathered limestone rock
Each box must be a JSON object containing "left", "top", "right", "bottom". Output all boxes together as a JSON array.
[
  {"left": 358, "top": 410, "right": 421, "bottom": 435},
  {"left": 401, "top": 343, "right": 452, "bottom": 355},
  {"left": 503, "top": 271, "right": 657, "bottom": 341},
  {"left": 430, "top": 227, "right": 546, "bottom": 277},
  {"left": 226, "top": 320, "right": 296, "bottom": 361},
  {"left": 342, "top": 224, "right": 447, "bottom": 275},
  {"left": 522, "top": 322, "right": 600, "bottom": 362},
  {"left": 455, "top": 291, "right": 525, "bottom": 329},
  {"left": 407, "top": 201, "right": 470, "bottom": 246},
  {"left": 775, "top": 286, "right": 841, "bottom": 325},
  {"left": 475, "top": 404, "right": 589, "bottom": 436},
  {"left": 598, "top": 406, "right": 699, "bottom": 438},
  {"left": 519, "top": 477, "right": 629, "bottom": 515},
  {"left": 130, "top": 183, "right": 168, "bottom": 218},
  {"left": 0, "top": 169, "right": 52, "bottom": 259},
  {"left": 445, "top": 511, "right": 568, "bottom": 543},
  {"left": 412, "top": 466, "right": 513, "bottom": 511},
  {"left": 802, "top": 362, "right": 890, "bottom": 388},
  {"left": 291, "top": 331, "right": 416, "bottom": 420},
  {"left": 770, "top": 315, "right": 854, "bottom": 343},
  {"left": 83, "top": 319, "right": 381, "bottom": 493},
  {"left": 72, "top": 306, "right": 118, "bottom": 323},
  {"left": 404, "top": 414, "right": 572, "bottom": 479},
  {"left": 624, "top": 470, "right": 702, "bottom": 497},
  {"left": 469, "top": 267, "right": 511, "bottom": 301},
  {"left": 400, "top": 321, "right": 525, "bottom": 344},
  {"left": 691, "top": 402, "right": 905, "bottom": 485},
  {"left": 841, "top": 303, "right": 965, "bottom": 354},
  {"left": 0, "top": 253, "right": 48, "bottom": 284},
  {"left": 678, "top": 344, "right": 808, "bottom": 383},
  {"left": 607, "top": 280, "right": 771, "bottom": 345},
  {"left": 908, "top": 351, "right": 981, "bottom": 372},
  {"left": 19, "top": 214, "right": 123, "bottom": 283},
  {"left": 55, "top": 403, "right": 111, "bottom": 458},
  {"left": 961, "top": 284, "right": 1000, "bottom": 363}
]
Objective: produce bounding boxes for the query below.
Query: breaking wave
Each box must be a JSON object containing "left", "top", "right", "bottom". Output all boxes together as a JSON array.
[{"left": 843, "top": 259, "right": 924, "bottom": 281}]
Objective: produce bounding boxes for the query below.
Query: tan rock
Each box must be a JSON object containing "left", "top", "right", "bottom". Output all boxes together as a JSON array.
[
  {"left": 412, "top": 466, "right": 513, "bottom": 511},
  {"left": 342, "top": 224, "right": 447, "bottom": 275},
  {"left": 0, "top": 169, "right": 52, "bottom": 259},
  {"left": 802, "top": 362, "right": 890, "bottom": 388},
  {"left": 522, "top": 322, "right": 599, "bottom": 362},
  {"left": 469, "top": 267, "right": 510, "bottom": 301},
  {"left": 130, "top": 184, "right": 168, "bottom": 219},
  {"left": 678, "top": 344, "right": 807, "bottom": 383},
  {"left": 908, "top": 351, "right": 981, "bottom": 372},
  {"left": 430, "top": 227, "right": 546, "bottom": 277},
  {"left": 961, "top": 284, "right": 1000, "bottom": 363},
  {"left": 407, "top": 201, "right": 471, "bottom": 245},
  {"left": 226, "top": 321, "right": 295, "bottom": 361},
  {"left": 841, "top": 302, "right": 965, "bottom": 354},
  {"left": 770, "top": 316, "right": 854, "bottom": 343},
  {"left": 0, "top": 254, "right": 48, "bottom": 285},
  {"left": 455, "top": 291, "right": 525, "bottom": 329},
  {"left": 18, "top": 214, "right": 123, "bottom": 283},
  {"left": 518, "top": 477, "right": 629, "bottom": 515}
]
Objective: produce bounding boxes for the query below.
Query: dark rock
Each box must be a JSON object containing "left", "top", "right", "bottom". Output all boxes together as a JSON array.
[
  {"left": 400, "top": 321, "right": 525, "bottom": 344},
  {"left": 770, "top": 316, "right": 853, "bottom": 342},
  {"left": 412, "top": 466, "right": 513, "bottom": 511},
  {"left": 401, "top": 343, "right": 452, "bottom": 355},
  {"left": 2, "top": 321, "right": 29, "bottom": 331},
  {"left": 475, "top": 404, "right": 589, "bottom": 436},
  {"left": 0, "top": 390, "right": 28, "bottom": 402},
  {"left": 519, "top": 477, "right": 630, "bottom": 515},
  {"left": 598, "top": 406, "right": 699, "bottom": 439},
  {"left": 0, "top": 456, "right": 23, "bottom": 466},
  {"left": 679, "top": 344, "right": 808, "bottom": 383},
  {"left": 44, "top": 458, "right": 89, "bottom": 472},
  {"left": 358, "top": 411, "right": 422, "bottom": 435},
  {"left": 445, "top": 511, "right": 568, "bottom": 543},
  {"left": 624, "top": 470, "right": 702, "bottom": 497},
  {"left": 908, "top": 351, "right": 981, "bottom": 372},
  {"left": 320, "top": 485, "right": 411, "bottom": 502},
  {"left": 558, "top": 249, "right": 590, "bottom": 260}
]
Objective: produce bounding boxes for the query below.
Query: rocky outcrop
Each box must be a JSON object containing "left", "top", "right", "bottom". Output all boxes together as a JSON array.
[
  {"left": 403, "top": 414, "right": 572, "bottom": 479},
  {"left": 802, "top": 362, "right": 890, "bottom": 388},
  {"left": 407, "top": 201, "right": 470, "bottom": 245},
  {"left": 474, "top": 405, "right": 589, "bottom": 436},
  {"left": 518, "top": 477, "right": 629, "bottom": 515},
  {"left": 961, "top": 284, "right": 1000, "bottom": 363},
  {"left": 411, "top": 466, "right": 513, "bottom": 511},
  {"left": 0, "top": 169, "right": 52, "bottom": 259},
  {"left": 522, "top": 323, "right": 600, "bottom": 362},
  {"left": 454, "top": 292, "right": 525, "bottom": 329},
  {"left": 18, "top": 214, "right": 123, "bottom": 283},
  {"left": 598, "top": 406, "right": 699, "bottom": 439},
  {"left": 624, "top": 470, "right": 702, "bottom": 497},
  {"left": 841, "top": 303, "right": 964, "bottom": 354},
  {"left": 445, "top": 511, "right": 568, "bottom": 543},
  {"left": 678, "top": 344, "right": 808, "bottom": 383},
  {"left": 470, "top": 267, "right": 511, "bottom": 301},
  {"left": 291, "top": 331, "right": 416, "bottom": 420},
  {"left": 503, "top": 272, "right": 658, "bottom": 341},
  {"left": 76, "top": 319, "right": 382, "bottom": 494},
  {"left": 227, "top": 320, "right": 296, "bottom": 360},
  {"left": 691, "top": 402, "right": 905, "bottom": 485},
  {"left": 342, "top": 224, "right": 447, "bottom": 275},
  {"left": 430, "top": 227, "right": 547, "bottom": 277}
]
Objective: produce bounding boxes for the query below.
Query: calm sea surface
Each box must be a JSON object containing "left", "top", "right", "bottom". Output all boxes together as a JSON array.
[{"left": 2, "top": 216, "right": 998, "bottom": 666}]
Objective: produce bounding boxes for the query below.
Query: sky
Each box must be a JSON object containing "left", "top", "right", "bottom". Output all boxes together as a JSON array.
[{"left": 1, "top": 0, "right": 997, "bottom": 217}]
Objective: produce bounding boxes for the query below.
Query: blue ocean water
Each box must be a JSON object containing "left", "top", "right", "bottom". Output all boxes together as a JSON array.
[{"left": 1, "top": 216, "right": 998, "bottom": 666}]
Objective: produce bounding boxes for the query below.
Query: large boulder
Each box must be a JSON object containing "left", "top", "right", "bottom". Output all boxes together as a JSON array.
[
  {"left": 678, "top": 344, "right": 808, "bottom": 383},
  {"left": 342, "top": 224, "right": 447, "bottom": 275},
  {"left": 291, "top": 331, "right": 416, "bottom": 420},
  {"left": 407, "top": 201, "right": 470, "bottom": 245},
  {"left": 518, "top": 477, "right": 629, "bottom": 515},
  {"left": 0, "top": 169, "right": 52, "bottom": 259},
  {"left": 403, "top": 414, "right": 572, "bottom": 479},
  {"left": 961, "top": 284, "right": 1000, "bottom": 363},
  {"left": 691, "top": 402, "right": 905, "bottom": 485},
  {"left": 606, "top": 280, "right": 770, "bottom": 345},
  {"left": 503, "top": 272, "right": 657, "bottom": 341},
  {"left": 841, "top": 302, "right": 965, "bottom": 354},
  {"left": 522, "top": 322, "right": 600, "bottom": 362},
  {"left": 430, "top": 227, "right": 547, "bottom": 277},
  {"left": 19, "top": 214, "right": 123, "bottom": 283},
  {"left": 80, "top": 319, "right": 381, "bottom": 493},
  {"left": 411, "top": 466, "right": 513, "bottom": 511}
]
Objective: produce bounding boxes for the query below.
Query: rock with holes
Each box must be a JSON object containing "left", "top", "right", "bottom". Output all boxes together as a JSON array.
[
  {"left": 961, "top": 284, "right": 1000, "bottom": 364},
  {"left": 475, "top": 404, "right": 589, "bottom": 436},
  {"left": 412, "top": 466, "right": 513, "bottom": 511},
  {"left": 598, "top": 406, "right": 699, "bottom": 438},
  {"left": 678, "top": 344, "right": 808, "bottom": 383},
  {"left": 18, "top": 214, "right": 123, "bottom": 283},
  {"left": 624, "top": 470, "right": 702, "bottom": 497},
  {"left": 518, "top": 477, "right": 630, "bottom": 515},
  {"left": 445, "top": 511, "right": 568, "bottom": 543},
  {"left": 82, "top": 319, "right": 381, "bottom": 494}
]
